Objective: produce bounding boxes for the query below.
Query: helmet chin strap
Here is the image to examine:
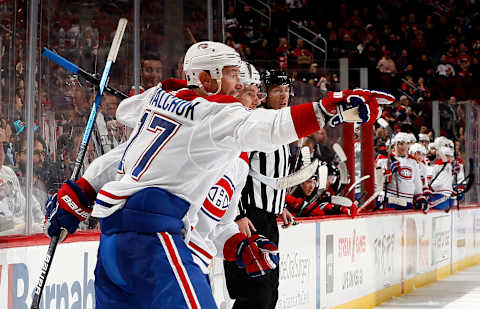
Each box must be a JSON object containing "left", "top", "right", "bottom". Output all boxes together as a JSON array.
[{"left": 200, "top": 79, "right": 222, "bottom": 96}]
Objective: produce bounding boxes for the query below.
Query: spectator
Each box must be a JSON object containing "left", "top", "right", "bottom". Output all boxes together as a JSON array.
[
  {"left": 224, "top": 5, "right": 239, "bottom": 31},
  {"left": 292, "top": 38, "right": 313, "bottom": 65},
  {"left": 0, "top": 119, "right": 14, "bottom": 166},
  {"left": 377, "top": 51, "right": 398, "bottom": 74},
  {"left": 298, "top": 63, "right": 321, "bottom": 85},
  {"left": 276, "top": 37, "right": 290, "bottom": 69},
  {"left": 0, "top": 137, "right": 28, "bottom": 234},
  {"left": 141, "top": 55, "right": 163, "bottom": 90},
  {"left": 397, "top": 49, "right": 410, "bottom": 71},
  {"left": 13, "top": 135, "right": 49, "bottom": 209},
  {"left": 436, "top": 54, "right": 455, "bottom": 77}
]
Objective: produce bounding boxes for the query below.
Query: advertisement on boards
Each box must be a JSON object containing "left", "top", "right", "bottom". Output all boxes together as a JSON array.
[
  {"left": 404, "top": 216, "right": 418, "bottom": 277},
  {"left": 474, "top": 213, "right": 480, "bottom": 249},
  {"left": 416, "top": 215, "right": 432, "bottom": 274},
  {"left": 277, "top": 222, "right": 317, "bottom": 309},
  {"left": 432, "top": 215, "right": 451, "bottom": 266},
  {"left": 322, "top": 216, "right": 402, "bottom": 308},
  {"left": 371, "top": 216, "right": 402, "bottom": 289},
  {"left": 322, "top": 219, "right": 369, "bottom": 307},
  {"left": 0, "top": 241, "right": 99, "bottom": 309},
  {"left": 452, "top": 210, "right": 468, "bottom": 262}
]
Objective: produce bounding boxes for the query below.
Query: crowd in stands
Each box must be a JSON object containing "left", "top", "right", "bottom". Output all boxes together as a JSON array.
[
  {"left": 225, "top": 0, "right": 479, "bottom": 137},
  {"left": 0, "top": 0, "right": 478, "bottom": 234}
]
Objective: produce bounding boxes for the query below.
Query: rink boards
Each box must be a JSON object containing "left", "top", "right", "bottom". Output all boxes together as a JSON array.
[{"left": 1, "top": 207, "right": 480, "bottom": 309}]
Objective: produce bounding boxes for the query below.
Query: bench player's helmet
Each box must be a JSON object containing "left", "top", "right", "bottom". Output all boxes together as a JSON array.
[
  {"left": 239, "top": 61, "right": 261, "bottom": 87},
  {"left": 409, "top": 143, "right": 427, "bottom": 155},
  {"left": 183, "top": 41, "right": 242, "bottom": 93}
]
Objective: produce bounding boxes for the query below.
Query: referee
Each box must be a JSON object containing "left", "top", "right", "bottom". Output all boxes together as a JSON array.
[{"left": 224, "top": 70, "right": 295, "bottom": 309}]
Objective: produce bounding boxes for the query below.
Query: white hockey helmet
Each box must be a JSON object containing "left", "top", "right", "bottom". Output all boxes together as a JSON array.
[
  {"left": 434, "top": 136, "right": 453, "bottom": 149},
  {"left": 407, "top": 133, "right": 417, "bottom": 143},
  {"left": 409, "top": 143, "right": 427, "bottom": 155},
  {"left": 239, "top": 61, "right": 261, "bottom": 87},
  {"left": 183, "top": 41, "right": 242, "bottom": 88},
  {"left": 392, "top": 132, "right": 410, "bottom": 144},
  {"left": 418, "top": 133, "right": 430, "bottom": 142},
  {"left": 439, "top": 146, "right": 454, "bottom": 157}
]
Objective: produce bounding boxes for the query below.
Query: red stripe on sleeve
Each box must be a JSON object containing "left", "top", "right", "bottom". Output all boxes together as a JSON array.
[
  {"left": 189, "top": 241, "right": 214, "bottom": 260},
  {"left": 217, "top": 178, "right": 234, "bottom": 198},
  {"left": 98, "top": 190, "right": 129, "bottom": 200},
  {"left": 290, "top": 103, "right": 320, "bottom": 138},
  {"left": 203, "top": 198, "right": 227, "bottom": 218},
  {"left": 239, "top": 152, "right": 249, "bottom": 164}
]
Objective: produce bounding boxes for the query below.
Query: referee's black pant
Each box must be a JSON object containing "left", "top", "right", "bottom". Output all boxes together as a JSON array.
[{"left": 224, "top": 207, "right": 279, "bottom": 309}]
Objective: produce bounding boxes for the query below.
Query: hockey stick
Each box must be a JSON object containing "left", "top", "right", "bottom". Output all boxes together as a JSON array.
[
  {"left": 42, "top": 47, "right": 128, "bottom": 100},
  {"left": 331, "top": 195, "right": 353, "bottom": 207},
  {"left": 31, "top": 18, "right": 128, "bottom": 309},
  {"left": 289, "top": 138, "right": 304, "bottom": 175},
  {"left": 342, "top": 175, "right": 370, "bottom": 197},
  {"left": 317, "top": 164, "right": 328, "bottom": 191},
  {"left": 249, "top": 159, "right": 319, "bottom": 190},
  {"left": 359, "top": 191, "right": 381, "bottom": 212},
  {"left": 332, "top": 143, "right": 349, "bottom": 186}
]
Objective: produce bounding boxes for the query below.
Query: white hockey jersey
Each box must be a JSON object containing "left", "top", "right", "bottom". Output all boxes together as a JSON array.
[
  {"left": 417, "top": 160, "right": 429, "bottom": 187},
  {"left": 92, "top": 85, "right": 323, "bottom": 217},
  {"left": 375, "top": 154, "right": 423, "bottom": 203},
  {"left": 84, "top": 83, "right": 323, "bottom": 272},
  {"left": 187, "top": 153, "right": 249, "bottom": 273},
  {"left": 428, "top": 160, "right": 454, "bottom": 196},
  {"left": 83, "top": 106, "right": 250, "bottom": 275}
]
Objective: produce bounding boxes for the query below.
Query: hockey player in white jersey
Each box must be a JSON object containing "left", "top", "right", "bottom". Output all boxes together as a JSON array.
[
  {"left": 429, "top": 141, "right": 465, "bottom": 211},
  {"left": 429, "top": 146, "right": 455, "bottom": 210},
  {"left": 376, "top": 132, "right": 427, "bottom": 210},
  {"left": 44, "top": 41, "right": 392, "bottom": 309},
  {"left": 188, "top": 61, "right": 264, "bottom": 274},
  {"left": 409, "top": 143, "right": 429, "bottom": 187}
]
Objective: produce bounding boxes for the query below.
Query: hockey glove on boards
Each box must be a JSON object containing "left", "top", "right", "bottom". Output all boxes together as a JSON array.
[
  {"left": 319, "top": 89, "right": 395, "bottom": 127},
  {"left": 224, "top": 233, "right": 279, "bottom": 277},
  {"left": 414, "top": 194, "right": 430, "bottom": 214},
  {"left": 44, "top": 178, "right": 96, "bottom": 240}
]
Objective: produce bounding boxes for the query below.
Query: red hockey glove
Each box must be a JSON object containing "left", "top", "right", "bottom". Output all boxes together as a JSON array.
[
  {"left": 339, "top": 206, "right": 353, "bottom": 217},
  {"left": 323, "top": 203, "right": 334, "bottom": 211},
  {"left": 349, "top": 203, "right": 358, "bottom": 219},
  {"left": 57, "top": 177, "right": 96, "bottom": 221},
  {"left": 319, "top": 89, "right": 393, "bottom": 127},
  {"left": 285, "top": 194, "right": 303, "bottom": 213},
  {"left": 224, "top": 233, "right": 279, "bottom": 278}
]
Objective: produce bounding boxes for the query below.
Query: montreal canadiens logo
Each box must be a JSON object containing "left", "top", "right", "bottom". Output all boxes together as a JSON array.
[
  {"left": 207, "top": 185, "right": 231, "bottom": 209},
  {"left": 398, "top": 166, "right": 413, "bottom": 179}
]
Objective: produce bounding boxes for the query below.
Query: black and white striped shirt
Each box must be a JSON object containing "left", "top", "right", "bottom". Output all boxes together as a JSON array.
[{"left": 241, "top": 144, "right": 291, "bottom": 215}]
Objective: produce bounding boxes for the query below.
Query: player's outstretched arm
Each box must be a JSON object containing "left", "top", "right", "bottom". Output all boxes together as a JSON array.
[{"left": 206, "top": 89, "right": 394, "bottom": 153}]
